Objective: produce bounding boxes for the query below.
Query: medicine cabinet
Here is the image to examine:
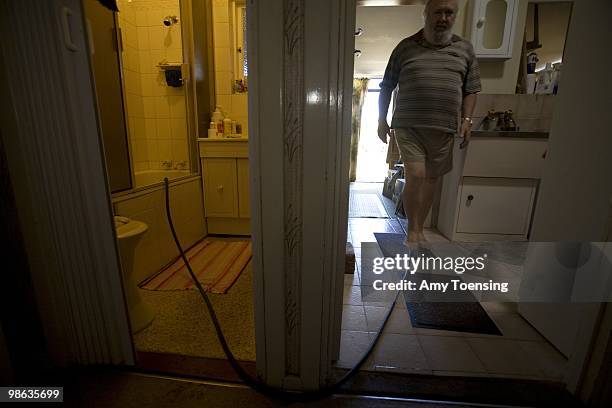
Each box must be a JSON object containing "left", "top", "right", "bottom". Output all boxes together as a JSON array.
[{"left": 468, "top": 0, "right": 519, "bottom": 59}]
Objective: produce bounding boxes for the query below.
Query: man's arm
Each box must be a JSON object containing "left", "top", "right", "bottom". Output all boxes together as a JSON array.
[
  {"left": 459, "top": 93, "right": 478, "bottom": 149},
  {"left": 462, "top": 93, "right": 477, "bottom": 119},
  {"left": 377, "top": 87, "right": 393, "bottom": 144}
]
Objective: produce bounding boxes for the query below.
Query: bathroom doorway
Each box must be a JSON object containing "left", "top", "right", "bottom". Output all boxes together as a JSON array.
[{"left": 83, "top": 0, "right": 256, "bottom": 380}]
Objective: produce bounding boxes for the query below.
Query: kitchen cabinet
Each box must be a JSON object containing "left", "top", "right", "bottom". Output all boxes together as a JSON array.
[
  {"left": 456, "top": 177, "right": 536, "bottom": 235},
  {"left": 468, "top": 0, "right": 519, "bottom": 59},
  {"left": 198, "top": 139, "right": 250, "bottom": 235},
  {"left": 438, "top": 135, "right": 547, "bottom": 241}
]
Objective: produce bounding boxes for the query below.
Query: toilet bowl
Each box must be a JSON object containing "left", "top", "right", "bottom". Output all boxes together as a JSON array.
[{"left": 114, "top": 216, "right": 154, "bottom": 333}]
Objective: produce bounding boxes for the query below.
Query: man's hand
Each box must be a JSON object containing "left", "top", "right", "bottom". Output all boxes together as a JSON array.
[
  {"left": 459, "top": 119, "right": 472, "bottom": 149},
  {"left": 378, "top": 120, "right": 391, "bottom": 144}
]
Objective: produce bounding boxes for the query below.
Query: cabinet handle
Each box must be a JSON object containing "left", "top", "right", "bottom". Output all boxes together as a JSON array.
[
  {"left": 217, "top": 185, "right": 224, "bottom": 192},
  {"left": 466, "top": 194, "right": 474, "bottom": 206},
  {"left": 476, "top": 17, "right": 486, "bottom": 29}
]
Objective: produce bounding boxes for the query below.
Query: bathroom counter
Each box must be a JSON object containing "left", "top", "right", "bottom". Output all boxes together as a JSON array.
[{"left": 197, "top": 137, "right": 248, "bottom": 142}]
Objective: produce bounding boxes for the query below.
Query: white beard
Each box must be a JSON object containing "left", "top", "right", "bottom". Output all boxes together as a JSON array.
[{"left": 424, "top": 26, "right": 453, "bottom": 46}]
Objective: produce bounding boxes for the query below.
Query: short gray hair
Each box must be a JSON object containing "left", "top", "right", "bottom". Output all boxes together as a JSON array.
[{"left": 425, "top": 0, "right": 460, "bottom": 13}]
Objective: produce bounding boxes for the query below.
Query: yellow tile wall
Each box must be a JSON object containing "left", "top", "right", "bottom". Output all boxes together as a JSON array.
[{"left": 117, "top": 0, "right": 190, "bottom": 171}]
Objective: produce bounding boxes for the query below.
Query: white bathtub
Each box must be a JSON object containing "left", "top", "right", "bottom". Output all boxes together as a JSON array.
[
  {"left": 112, "top": 174, "right": 206, "bottom": 283},
  {"left": 133, "top": 169, "right": 191, "bottom": 189}
]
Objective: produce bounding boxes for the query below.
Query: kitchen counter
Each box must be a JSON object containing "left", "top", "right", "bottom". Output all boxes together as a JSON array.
[{"left": 471, "top": 130, "right": 549, "bottom": 139}]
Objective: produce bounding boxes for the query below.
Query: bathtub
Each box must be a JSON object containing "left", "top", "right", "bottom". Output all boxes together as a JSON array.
[
  {"left": 112, "top": 174, "right": 207, "bottom": 284},
  {"left": 133, "top": 169, "right": 191, "bottom": 189}
]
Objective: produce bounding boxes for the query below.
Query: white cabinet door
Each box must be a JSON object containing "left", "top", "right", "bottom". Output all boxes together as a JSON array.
[
  {"left": 469, "top": 0, "right": 519, "bottom": 59},
  {"left": 456, "top": 177, "right": 536, "bottom": 235}
]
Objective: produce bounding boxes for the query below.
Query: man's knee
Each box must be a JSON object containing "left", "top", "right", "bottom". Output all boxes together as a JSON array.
[{"left": 404, "top": 162, "right": 426, "bottom": 180}]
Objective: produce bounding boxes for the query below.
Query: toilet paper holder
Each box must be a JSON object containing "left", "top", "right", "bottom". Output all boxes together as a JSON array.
[{"left": 157, "top": 61, "right": 187, "bottom": 87}]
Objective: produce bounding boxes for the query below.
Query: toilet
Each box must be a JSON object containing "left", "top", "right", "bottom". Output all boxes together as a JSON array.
[{"left": 114, "top": 216, "right": 155, "bottom": 333}]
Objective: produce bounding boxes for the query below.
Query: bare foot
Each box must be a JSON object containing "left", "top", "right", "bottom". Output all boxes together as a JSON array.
[
  {"left": 418, "top": 232, "right": 430, "bottom": 249},
  {"left": 403, "top": 231, "right": 421, "bottom": 249}
]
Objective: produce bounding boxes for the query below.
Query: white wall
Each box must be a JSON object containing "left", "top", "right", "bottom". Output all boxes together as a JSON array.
[
  {"left": 529, "top": 0, "right": 612, "bottom": 242},
  {"left": 354, "top": 3, "right": 468, "bottom": 77},
  {"left": 511, "top": 2, "right": 611, "bottom": 401}
]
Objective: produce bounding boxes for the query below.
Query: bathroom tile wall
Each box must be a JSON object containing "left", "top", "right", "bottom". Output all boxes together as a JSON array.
[
  {"left": 472, "top": 94, "right": 556, "bottom": 132},
  {"left": 212, "top": 0, "right": 249, "bottom": 135},
  {"left": 118, "top": 0, "right": 189, "bottom": 171}
]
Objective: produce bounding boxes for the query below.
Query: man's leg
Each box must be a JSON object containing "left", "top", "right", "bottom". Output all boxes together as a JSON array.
[
  {"left": 402, "top": 161, "right": 427, "bottom": 244},
  {"left": 417, "top": 176, "right": 439, "bottom": 241}
]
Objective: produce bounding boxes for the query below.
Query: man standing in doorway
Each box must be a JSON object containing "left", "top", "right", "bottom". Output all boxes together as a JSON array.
[{"left": 378, "top": 0, "right": 481, "bottom": 246}]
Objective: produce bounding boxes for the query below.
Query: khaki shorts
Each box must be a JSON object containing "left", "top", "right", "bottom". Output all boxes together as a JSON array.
[{"left": 393, "top": 127, "right": 455, "bottom": 177}]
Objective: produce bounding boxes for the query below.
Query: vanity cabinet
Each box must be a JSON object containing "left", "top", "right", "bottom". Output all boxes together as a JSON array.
[
  {"left": 468, "top": 0, "right": 519, "bottom": 59},
  {"left": 198, "top": 139, "right": 250, "bottom": 235},
  {"left": 438, "top": 136, "right": 547, "bottom": 241}
]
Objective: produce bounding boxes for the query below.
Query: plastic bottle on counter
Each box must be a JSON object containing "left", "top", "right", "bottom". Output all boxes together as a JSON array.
[
  {"left": 211, "top": 106, "right": 224, "bottom": 135},
  {"left": 208, "top": 122, "right": 218, "bottom": 138},
  {"left": 223, "top": 117, "right": 232, "bottom": 137}
]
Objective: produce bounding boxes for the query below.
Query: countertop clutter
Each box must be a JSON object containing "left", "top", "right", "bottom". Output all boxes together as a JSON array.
[{"left": 470, "top": 130, "right": 549, "bottom": 139}]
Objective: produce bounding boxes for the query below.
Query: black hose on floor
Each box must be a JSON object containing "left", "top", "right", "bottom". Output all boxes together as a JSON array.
[{"left": 163, "top": 177, "right": 402, "bottom": 402}]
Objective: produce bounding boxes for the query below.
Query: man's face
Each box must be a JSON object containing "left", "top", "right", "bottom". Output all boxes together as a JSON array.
[{"left": 425, "top": 0, "right": 458, "bottom": 34}]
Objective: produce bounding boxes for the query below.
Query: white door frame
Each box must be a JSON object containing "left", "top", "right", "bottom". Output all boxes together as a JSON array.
[{"left": 247, "top": 0, "right": 355, "bottom": 388}]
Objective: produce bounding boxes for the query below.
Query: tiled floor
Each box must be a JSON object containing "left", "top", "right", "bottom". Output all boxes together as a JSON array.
[{"left": 338, "top": 182, "right": 568, "bottom": 382}]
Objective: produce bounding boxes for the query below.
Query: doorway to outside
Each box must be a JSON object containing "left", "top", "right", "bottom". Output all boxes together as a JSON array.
[{"left": 355, "top": 80, "right": 389, "bottom": 183}]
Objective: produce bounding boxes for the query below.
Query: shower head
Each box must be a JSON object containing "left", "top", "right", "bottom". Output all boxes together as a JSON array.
[{"left": 163, "top": 15, "right": 179, "bottom": 26}]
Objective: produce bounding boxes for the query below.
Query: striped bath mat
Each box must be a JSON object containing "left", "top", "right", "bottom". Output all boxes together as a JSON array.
[{"left": 139, "top": 238, "right": 252, "bottom": 293}]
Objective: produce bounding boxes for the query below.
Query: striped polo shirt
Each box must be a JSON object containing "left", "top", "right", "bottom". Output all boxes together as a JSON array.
[{"left": 380, "top": 29, "right": 481, "bottom": 133}]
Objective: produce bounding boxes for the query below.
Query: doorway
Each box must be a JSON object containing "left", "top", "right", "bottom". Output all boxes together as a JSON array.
[
  {"left": 337, "top": 1, "right": 572, "bottom": 386},
  {"left": 83, "top": 0, "right": 256, "bottom": 379}
]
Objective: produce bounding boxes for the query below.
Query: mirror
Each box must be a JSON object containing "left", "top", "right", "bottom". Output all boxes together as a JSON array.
[
  {"left": 524, "top": 1, "right": 572, "bottom": 71},
  {"left": 230, "top": 0, "right": 248, "bottom": 93},
  {"left": 517, "top": 1, "right": 572, "bottom": 94}
]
